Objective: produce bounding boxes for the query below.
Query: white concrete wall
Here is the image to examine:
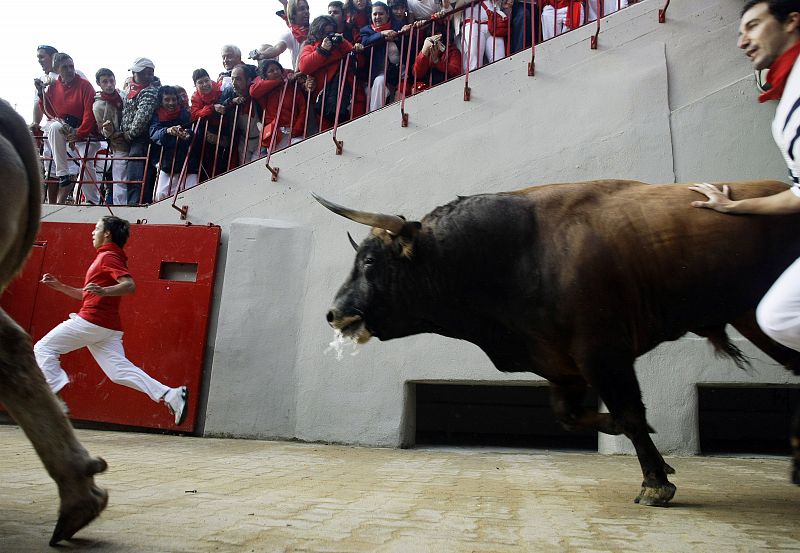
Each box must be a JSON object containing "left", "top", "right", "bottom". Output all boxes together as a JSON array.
[{"left": 42, "top": 0, "right": 799, "bottom": 453}]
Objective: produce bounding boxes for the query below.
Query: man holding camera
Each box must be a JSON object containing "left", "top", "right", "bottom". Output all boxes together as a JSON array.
[{"left": 36, "top": 52, "right": 98, "bottom": 204}]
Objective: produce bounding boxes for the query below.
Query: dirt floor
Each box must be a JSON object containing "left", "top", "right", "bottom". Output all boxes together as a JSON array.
[{"left": 1, "top": 425, "right": 798, "bottom": 552}]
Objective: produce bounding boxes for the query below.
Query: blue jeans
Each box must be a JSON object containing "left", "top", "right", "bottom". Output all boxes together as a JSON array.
[{"left": 511, "top": 1, "right": 541, "bottom": 53}]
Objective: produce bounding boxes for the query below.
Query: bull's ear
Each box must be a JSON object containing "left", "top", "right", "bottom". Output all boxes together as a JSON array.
[{"left": 396, "top": 221, "right": 421, "bottom": 259}]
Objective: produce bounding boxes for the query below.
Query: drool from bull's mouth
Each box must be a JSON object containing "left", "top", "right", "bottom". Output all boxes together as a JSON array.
[{"left": 324, "top": 330, "right": 361, "bottom": 360}]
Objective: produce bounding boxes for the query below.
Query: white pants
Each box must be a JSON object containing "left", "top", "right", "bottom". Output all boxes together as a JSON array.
[
  {"left": 34, "top": 313, "right": 170, "bottom": 402},
  {"left": 155, "top": 170, "right": 199, "bottom": 202},
  {"left": 46, "top": 121, "right": 103, "bottom": 203},
  {"left": 463, "top": 22, "right": 505, "bottom": 72},
  {"left": 103, "top": 150, "right": 130, "bottom": 206},
  {"left": 756, "top": 257, "right": 800, "bottom": 352},
  {"left": 587, "top": 0, "right": 628, "bottom": 21},
  {"left": 369, "top": 74, "right": 390, "bottom": 112},
  {"left": 541, "top": 4, "right": 585, "bottom": 40}
]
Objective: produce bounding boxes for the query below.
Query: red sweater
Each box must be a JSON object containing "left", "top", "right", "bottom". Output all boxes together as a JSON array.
[
  {"left": 297, "top": 40, "right": 354, "bottom": 93},
  {"left": 250, "top": 75, "right": 308, "bottom": 142},
  {"left": 413, "top": 47, "right": 462, "bottom": 81},
  {"left": 190, "top": 81, "right": 223, "bottom": 122},
  {"left": 40, "top": 76, "right": 97, "bottom": 140}
]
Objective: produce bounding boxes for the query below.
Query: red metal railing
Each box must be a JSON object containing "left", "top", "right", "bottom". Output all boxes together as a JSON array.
[{"left": 36, "top": 0, "right": 644, "bottom": 210}]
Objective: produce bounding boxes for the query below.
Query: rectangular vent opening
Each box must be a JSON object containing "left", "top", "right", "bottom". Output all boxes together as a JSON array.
[
  {"left": 159, "top": 262, "right": 198, "bottom": 282},
  {"left": 415, "top": 383, "right": 597, "bottom": 450}
]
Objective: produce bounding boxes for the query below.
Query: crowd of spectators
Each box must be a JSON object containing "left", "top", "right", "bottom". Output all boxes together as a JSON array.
[{"left": 29, "top": 0, "right": 636, "bottom": 206}]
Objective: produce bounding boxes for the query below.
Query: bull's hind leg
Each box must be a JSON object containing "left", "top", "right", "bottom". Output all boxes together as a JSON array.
[
  {"left": 550, "top": 376, "right": 625, "bottom": 435},
  {"left": 579, "top": 353, "right": 676, "bottom": 506},
  {"left": 0, "top": 309, "right": 108, "bottom": 545}
]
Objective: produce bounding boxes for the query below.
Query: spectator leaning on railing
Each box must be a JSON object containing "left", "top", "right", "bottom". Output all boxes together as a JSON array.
[
  {"left": 149, "top": 85, "right": 199, "bottom": 201},
  {"left": 121, "top": 57, "right": 160, "bottom": 205},
  {"left": 190, "top": 68, "right": 228, "bottom": 181},
  {"left": 93, "top": 68, "right": 129, "bottom": 206},
  {"left": 250, "top": 59, "right": 308, "bottom": 153},
  {"left": 37, "top": 52, "right": 99, "bottom": 205}
]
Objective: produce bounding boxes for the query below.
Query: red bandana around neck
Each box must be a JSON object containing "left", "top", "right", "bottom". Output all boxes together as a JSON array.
[
  {"left": 291, "top": 23, "right": 309, "bottom": 44},
  {"left": 100, "top": 91, "right": 123, "bottom": 111},
  {"left": 759, "top": 40, "right": 800, "bottom": 103},
  {"left": 199, "top": 80, "right": 222, "bottom": 104},
  {"left": 127, "top": 80, "right": 146, "bottom": 99},
  {"left": 157, "top": 106, "right": 181, "bottom": 122},
  {"left": 371, "top": 21, "right": 392, "bottom": 33}
]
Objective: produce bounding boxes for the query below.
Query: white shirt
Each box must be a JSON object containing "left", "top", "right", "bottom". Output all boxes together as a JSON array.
[
  {"left": 772, "top": 54, "right": 800, "bottom": 197},
  {"left": 279, "top": 29, "right": 302, "bottom": 71}
]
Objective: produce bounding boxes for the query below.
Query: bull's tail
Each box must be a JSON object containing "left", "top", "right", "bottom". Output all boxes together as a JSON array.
[{"left": 694, "top": 325, "right": 751, "bottom": 370}]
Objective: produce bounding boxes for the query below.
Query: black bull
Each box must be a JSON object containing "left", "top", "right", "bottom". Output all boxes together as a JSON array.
[{"left": 316, "top": 180, "right": 800, "bottom": 506}]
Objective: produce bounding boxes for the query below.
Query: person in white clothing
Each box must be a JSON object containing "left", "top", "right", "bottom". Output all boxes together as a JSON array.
[
  {"left": 689, "top": 0, "right": 800, "bottom": 484},
  {"left": 461, "top": 0, "right": 511, "bottom": 71},
  {"left": 586, "top": 0, "right": 628, "bottom": 22},
  {"left": 34, "top": 216, "right": 189, "bottom": 425},
  {"left": 252, "top": 0, "right": 311, "bottom": 70}
]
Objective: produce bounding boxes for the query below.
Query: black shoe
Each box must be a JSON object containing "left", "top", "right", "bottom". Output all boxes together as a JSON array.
[{"left": 58, "top": 175, "right": 72, "bottom": 188}]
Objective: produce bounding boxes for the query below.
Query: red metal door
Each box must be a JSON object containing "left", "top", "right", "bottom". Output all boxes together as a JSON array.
[{"left": 1, "top": 222, "right": 220, "bottom": 432}]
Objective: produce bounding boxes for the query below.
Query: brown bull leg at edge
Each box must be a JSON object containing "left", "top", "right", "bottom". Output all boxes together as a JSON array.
[
  {"left": 579, "top": 353, "right": 676, "bottom": 506},
  {"left": 0, "top": 309, "right": 108, "bottom": 545}
]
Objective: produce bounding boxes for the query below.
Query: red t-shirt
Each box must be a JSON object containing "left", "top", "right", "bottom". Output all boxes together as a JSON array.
[{"left": 77, "top": 243, "right": 132, "bottom": 331}]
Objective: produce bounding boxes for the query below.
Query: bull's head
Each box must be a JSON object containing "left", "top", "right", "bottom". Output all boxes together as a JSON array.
[{"left": 313, "top": 193, "right": 422, "bottom": 343}]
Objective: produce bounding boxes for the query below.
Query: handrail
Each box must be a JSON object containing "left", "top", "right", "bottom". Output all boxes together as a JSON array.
[
  {"left": 35, "top": 0, "right": 645, "bottom": 209},
  {"left": 659, "top": 0, "right": 670, "bottom": 23}
]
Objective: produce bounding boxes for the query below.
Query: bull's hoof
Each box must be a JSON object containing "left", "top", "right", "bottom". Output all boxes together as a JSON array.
[
  {"left": 50, "top": 457, "right": 109, "bottom": 546},
  {"left": 634, "top": 482, "right": 676, "bottom": 507},
  {"left": 792, "top": 462, "right": 799, "bottom": 486}
]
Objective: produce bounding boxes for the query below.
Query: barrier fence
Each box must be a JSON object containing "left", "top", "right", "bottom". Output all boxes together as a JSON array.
[{"left": 35, "top": 0, "right": 640, "bottom": 208}]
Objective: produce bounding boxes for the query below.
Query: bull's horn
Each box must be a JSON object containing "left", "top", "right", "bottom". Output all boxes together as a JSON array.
[
  {"left": 312, "top": 192, "right": 405, "bottom": 235},
  {"left": 347, "top": 231, "right": 359, "bottom": 251}
]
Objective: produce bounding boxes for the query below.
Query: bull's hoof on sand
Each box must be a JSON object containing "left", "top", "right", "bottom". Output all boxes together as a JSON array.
[
  {"left": 50, "top": 458, "right": 109, "bottom": 546},
  {"left": 634, "top": 483, "right": 676, "bottom": 507}
]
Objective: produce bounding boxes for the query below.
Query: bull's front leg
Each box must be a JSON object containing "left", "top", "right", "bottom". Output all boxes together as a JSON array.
[
  {"left": 0, "top": 309, "right": 108, "bottom": 545},
  {"left": 579, "top": 353, "right": 676, "bottom": 506}
]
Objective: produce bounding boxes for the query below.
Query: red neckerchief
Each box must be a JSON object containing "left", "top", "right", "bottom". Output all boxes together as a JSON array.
[
  {"left": 127, "top": 80, "right": 146, "bottom": 99},
  {"left": 291, "top": 23, "right": 309, "bottom": 43},
  {"left": 371, "top": 21, "right": 392, "bottom": 32},
  {"left": 760, "top": 40, "right": 800, "bottom": 103},
  {"left": 199, "top": 80, "right": 222, "bottom": 105},
  {"left": 100, "top": 91, "right": 123, "bottom": 111},
  {"left": 157, "top": 106, "right": 181, "bottom": 122}
]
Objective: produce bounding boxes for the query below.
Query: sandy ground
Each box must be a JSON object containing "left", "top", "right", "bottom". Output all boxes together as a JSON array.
[{"left": 1, "top": 425, "right": 799, "bottom": 552}]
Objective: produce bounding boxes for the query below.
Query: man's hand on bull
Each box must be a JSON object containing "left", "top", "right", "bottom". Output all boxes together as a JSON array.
[{"left": 689, "top": 182, "right": 733, "bottom": 213}]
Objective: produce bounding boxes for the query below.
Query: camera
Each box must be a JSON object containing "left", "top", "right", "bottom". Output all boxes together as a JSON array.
[
  {"left": 248, "top": 49, "right": 260, "bottom": 60},
  {"left": 327, "top": 33, "right": 343, "bottom": 45}
]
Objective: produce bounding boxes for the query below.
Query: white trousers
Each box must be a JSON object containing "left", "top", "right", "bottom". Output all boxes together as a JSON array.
[
  {"left": 587, "top": 0, "right": 628, "bottom": 21},
  {"left": 756, "top": 257, "right": 800, "bottom": 352},
  {"left": 103, "top": 150, "right": 130, "bottom": 205},
  {"left": 463, "top": 22, "right": 505, "bottom": 72},
  {"left": 541, "top": 5, "right": 585, "bottom": 40},
  {"left": 154, "top": 170, "right": 199, "bottom": 202},
  {"left": 46, "top": 121, "right": 103, "bottom": 203},
  {"left": 34, "top": 313, "right": 170, "bottom": 402},
  {"left": 369, "top": 74, "right": 390, "bottom": 112}
]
